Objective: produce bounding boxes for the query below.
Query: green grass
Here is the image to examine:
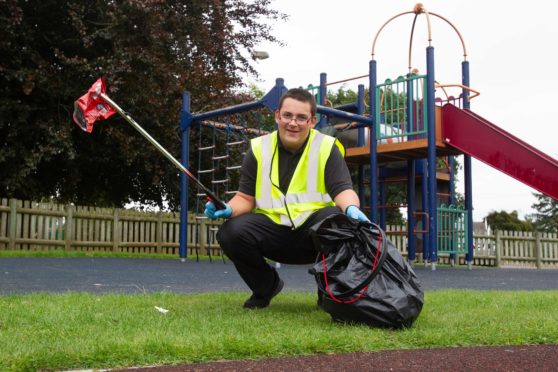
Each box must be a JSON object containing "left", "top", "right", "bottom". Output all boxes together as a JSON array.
[{"left": 0, "top": 290, "right": 557, "bottom": 371}]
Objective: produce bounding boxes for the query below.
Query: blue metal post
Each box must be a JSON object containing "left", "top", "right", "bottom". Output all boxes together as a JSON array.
[
  {"left": 426, "top": 46, "right": 437, "bottom": 268},
  {"left": 318, "top": 73, "right": 328, "bottom": 129},
  {"left": 191, "top": 100, "right": 264, "bottom": 121},
  {"left": 406, "top": 75, "right": 416, "bottom": 261},
  {"left": 316, "top": 106, "right": 372, "bottom": 124},
  {"left": 369, "top": 60, "right": 378, "bottom": 223},
  {"left": 407, "top": 160, "right": 416, "bottom": 261},
  {"left": 179, "top": 91, "right": 191, "bottom": 260},
  {"left": 357, "top": 84, "right": 366, "bottom": 207},
  {"left": 421, "top": 159, "right": 430, "bottom": 261},
  {"left": 462, "top": 60, "right": 474, "bottom": 267}
]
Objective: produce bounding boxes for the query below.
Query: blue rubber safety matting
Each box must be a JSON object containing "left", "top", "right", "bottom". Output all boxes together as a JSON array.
[{"left": 1, "top": 257, "right": 557, "bottom": 295}]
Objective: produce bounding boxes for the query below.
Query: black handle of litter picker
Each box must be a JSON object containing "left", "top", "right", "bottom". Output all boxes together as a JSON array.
[{"left": 206, "top": 195, "right": 227, "bottom": 211}]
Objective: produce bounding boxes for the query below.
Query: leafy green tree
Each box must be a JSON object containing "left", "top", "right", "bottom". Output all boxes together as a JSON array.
[
  {"left": 530, "top": 193, "right": 558, "bottom": 233},
  {"left": 485, "top": 210, "right": 534, "bottom": 232},
  {"left": 0, "top": 0, "right": 284, "bottom": 209},
  {"left": 326, "top": 87, "right": 359, "bottom": 107}
]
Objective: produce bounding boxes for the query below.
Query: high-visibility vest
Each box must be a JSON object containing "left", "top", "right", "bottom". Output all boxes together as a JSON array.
[{"left": 251, "top": 129, "right": 345, "bottom": 229}]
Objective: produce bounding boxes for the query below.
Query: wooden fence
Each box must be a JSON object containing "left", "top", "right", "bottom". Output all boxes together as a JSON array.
[
  {"left": 1, "top": 198, "right": 557, "bottom": 268},
  {"left": 0, "top": 198, "right": 222, "bottom": 257},
  {"left": 385, "top": 226, "right": 558, "bottom": 269}
]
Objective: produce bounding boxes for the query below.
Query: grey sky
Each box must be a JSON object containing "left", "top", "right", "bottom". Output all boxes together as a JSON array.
[{"left": 246, "top": 0, "right": 558, "bottom": 221}]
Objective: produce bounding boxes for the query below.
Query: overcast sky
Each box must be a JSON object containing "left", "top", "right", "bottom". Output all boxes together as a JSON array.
[{"left": 244, "top": 0, "right": 558, "bottom": 221}]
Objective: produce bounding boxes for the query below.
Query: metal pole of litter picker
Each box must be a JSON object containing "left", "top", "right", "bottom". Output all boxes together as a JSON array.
[{"left": 99, "top": 93, "right": 226, "bottom": 209}]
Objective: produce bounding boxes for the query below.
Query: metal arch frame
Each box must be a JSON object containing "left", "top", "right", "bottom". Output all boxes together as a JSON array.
[
  {"left": 370, "top": 4, "right": 468, "bottom": 69},
  {"left": 367, "top": 4, "right": 473, "bottom": 270}
]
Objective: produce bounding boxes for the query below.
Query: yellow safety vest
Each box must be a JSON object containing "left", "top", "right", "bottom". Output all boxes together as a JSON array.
[{"left": 251, "top": 129, "right": 345, "bottom": 228}]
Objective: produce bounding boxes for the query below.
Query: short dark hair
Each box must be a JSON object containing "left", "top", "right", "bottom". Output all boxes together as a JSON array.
[{"left": 278, "top": 88, "right": 317, "bottom": 117}]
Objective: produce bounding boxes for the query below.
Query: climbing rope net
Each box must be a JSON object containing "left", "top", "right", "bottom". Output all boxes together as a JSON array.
[{"left": 190, "top": 109, "right": 274, "bottom": 261}]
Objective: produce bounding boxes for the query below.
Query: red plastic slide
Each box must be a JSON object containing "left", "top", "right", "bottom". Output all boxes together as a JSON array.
[{"left": 441, "top": 104, "right": 558, "bottom": 200}]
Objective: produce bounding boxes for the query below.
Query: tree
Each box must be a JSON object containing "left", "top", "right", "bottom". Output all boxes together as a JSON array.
[
  {"left": 530, "top": 193, "right": 558, "bottom": 233},
  {"left": 0, "top": 0, "right": 284, "bottom": 209},
  {"left": 485, "top": 210, "right": 534, "bottom": 232},
  {"left": 326, "top": 86, "right": 358, "bottom": 107}
]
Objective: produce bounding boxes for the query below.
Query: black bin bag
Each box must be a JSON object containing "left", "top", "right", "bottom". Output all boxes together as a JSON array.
[{"left": 308, "top": 213, "right": 424, "bottom": 328}]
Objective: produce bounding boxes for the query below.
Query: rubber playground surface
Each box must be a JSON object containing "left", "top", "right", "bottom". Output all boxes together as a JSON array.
[
  {"left": 2, "top": 257, "right": 557, "bottom": 371},
  {"left": 2, "top": 257, "right": 558, "bottom": 295}
]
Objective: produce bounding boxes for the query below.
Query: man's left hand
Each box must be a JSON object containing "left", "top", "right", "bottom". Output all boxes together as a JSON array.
[{"left": 345, "top": 205, "right": 371, "bottom": 223}]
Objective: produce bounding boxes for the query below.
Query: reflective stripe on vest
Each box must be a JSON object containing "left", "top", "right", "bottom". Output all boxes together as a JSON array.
[{"left": 251, "top": 129, "right": 341, "bottom": 228}]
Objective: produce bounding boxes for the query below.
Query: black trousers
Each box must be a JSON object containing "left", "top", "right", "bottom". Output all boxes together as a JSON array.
[{"left": 216, "top": 206, "right": 341, "bottom": 298}]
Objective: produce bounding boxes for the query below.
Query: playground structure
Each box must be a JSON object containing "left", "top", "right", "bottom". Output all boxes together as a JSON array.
[{"left": 178, "top": 4, "right": 558, "bottom": 269}]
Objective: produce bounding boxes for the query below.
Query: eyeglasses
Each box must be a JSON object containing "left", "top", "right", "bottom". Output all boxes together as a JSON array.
[{"left": 279, "top": 112, "right": 311, "bottom": 125}]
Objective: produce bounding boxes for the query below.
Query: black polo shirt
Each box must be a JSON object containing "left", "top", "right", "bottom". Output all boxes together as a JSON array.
[{"left": 237, "top": 132, "right": 353, "bottom": 199}]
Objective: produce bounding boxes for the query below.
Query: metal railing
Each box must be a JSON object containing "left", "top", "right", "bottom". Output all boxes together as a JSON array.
[
  {"left": 437, "top": 204, "right": 468, "bottom": 255},
  {"left": 376, "top": 74, "right": 428, "bottom": 143}
]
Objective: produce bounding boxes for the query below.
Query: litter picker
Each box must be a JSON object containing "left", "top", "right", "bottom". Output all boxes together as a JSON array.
[{"left": 72, "top": 77, "right": 227, "bottom": 210}]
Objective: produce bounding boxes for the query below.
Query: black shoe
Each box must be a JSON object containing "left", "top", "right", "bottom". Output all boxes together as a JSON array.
[{"left": 243, "top": 279, "right": 284, "bottom": 309}]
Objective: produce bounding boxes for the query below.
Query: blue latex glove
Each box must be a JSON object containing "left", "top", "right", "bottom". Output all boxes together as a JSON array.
[
  {"left": 204, "top": 201, "right": 232, "bottom": 219},
  {"left": 345, "top": 205, "right": 371, "bottom": 223}
]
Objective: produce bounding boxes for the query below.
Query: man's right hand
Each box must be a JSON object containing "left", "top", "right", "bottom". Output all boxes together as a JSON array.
[{"left": 204, "top": 201, "right": 232, "bottom": 219}]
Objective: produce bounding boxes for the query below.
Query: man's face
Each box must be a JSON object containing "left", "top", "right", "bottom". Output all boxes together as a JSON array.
[{"left": 275, "top": 98, "right": 317, "bottom": 152}]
